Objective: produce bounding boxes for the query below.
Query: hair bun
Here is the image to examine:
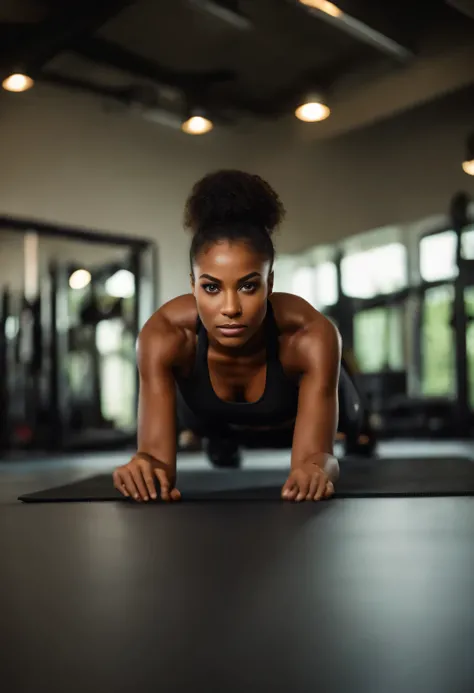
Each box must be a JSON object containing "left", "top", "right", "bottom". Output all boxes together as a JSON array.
[{"left": 184, "top": 169, "right": 285, "bottom": 236}]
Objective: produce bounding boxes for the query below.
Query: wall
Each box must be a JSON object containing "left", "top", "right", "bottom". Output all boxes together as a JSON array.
[
  {"left": 246, "top": 85, "right": 474, "bottom": 256},
  {"left": 0, "top": 82, "right": 473, "bottom": 304},
  {"left": 0, "top": 85, "right": 245, "bottom": 304}
]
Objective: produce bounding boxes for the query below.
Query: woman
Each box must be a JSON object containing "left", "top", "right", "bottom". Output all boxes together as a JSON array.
[{"left": 113, "top": 170, "right": 361, "bottom": 503}]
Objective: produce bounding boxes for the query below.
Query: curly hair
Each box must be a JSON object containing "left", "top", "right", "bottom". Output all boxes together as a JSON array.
[{"left": 184, "top": 169, "right": 286, "bottom": 271}]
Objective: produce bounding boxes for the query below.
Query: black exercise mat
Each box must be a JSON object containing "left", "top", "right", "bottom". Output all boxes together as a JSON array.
[{"left": 18, "top": 456, "right": 474, "bottom": 502}]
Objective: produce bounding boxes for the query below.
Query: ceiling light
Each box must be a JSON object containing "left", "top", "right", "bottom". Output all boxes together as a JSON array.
[
  {"left": 462, "top": 160, "right": 474, "bottom": 176},
  {"left": 295, "top": 94, "right": 331, "bottom": 122},
  {"left": 462, "top": 133, "right": 474, "bottom": 176},
  {"left": 2, "top": 73, "right": 34, "bottom": 92},
  {"left": 181, "top": 110, "right": 214, "bottom": 135},
  {"left": 297, "top": 0, "right": 343, "bottom": 18},
  {"left": 69, "top": 269, "right": 91, "bottom": 290}
]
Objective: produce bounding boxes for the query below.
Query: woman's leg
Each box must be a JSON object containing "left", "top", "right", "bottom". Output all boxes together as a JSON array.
[
  {"left": 338, "top": 360, "right": 377, "bottom": 456},
  {"left": 176, "top": 387, "right": 242, "bottom": 466}
]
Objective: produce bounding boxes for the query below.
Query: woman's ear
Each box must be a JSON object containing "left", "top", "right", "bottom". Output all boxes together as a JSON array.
[{"left": 190, "top": 272, "right": 195, "bottom": 295}]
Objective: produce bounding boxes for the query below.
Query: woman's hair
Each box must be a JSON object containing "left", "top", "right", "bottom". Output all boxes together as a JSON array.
[{"left": 184, "top": 169, "right": 286, "bottom": 272}]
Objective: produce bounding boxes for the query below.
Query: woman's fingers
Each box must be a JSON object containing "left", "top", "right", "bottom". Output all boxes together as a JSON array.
[
  {"left": 154, "top": 468, "right": 171, "bottom": 501},
  {"left": 307, "top": 473, "right": 321, "bottom": 501},
  {"left": 112, "top": 470, "right": 129, "bottom": 497},
  {"left": 295, "top": 475, "right": 310, "bottom": 502},
  {"left": 138, "top": 461, "right": 158, "bottom": 500},
  {"left": 324, "top": 481, "right": 335, "bottom": 498},
  {"left": 120, "top": 468, "right": 140, "bottom": 501},
  {"left": 282, "top": 478, "right": 298, "bottom": 501},
  {"left": 170, "top": 488, "right": 182, "bottom": 502},
  {"left": 129, "top": 465, "right": 150, "bottom": 501},
  {"left": 313, "top": 473, "right": 327, "bottom": 501}
]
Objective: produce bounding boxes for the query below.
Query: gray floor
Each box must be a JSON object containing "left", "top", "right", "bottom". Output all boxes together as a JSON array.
[{"left": 2, "top": 439, "right": 474, "bottom": 505}]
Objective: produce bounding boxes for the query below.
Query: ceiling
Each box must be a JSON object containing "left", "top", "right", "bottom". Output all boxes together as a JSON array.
[{"left": 0, "top": 0, "right": 473, "bottom": 130}]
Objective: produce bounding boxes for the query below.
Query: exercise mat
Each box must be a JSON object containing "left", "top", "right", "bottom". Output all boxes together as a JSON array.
[{"left": 18, "top": 456, "right": 474, "bottom": 502}]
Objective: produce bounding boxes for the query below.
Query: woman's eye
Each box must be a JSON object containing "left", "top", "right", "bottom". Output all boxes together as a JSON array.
[
  {"left": 203, "top": 283, "right": 219, "bottom": 293},
  {"left": 241, "top": 283, "right": 258, "bottom": 292}
]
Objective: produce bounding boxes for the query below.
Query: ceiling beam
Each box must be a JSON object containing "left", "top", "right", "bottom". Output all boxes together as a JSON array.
[
  {"left": 37, "top": 70, "right": 133, "bottom": 103},
  {"left": 293, "top": 0, "right": 414, "bottom": 62},
  {"left": 187, "top": 0, "right": 253, "bottom": 30},
  {"left": 1, "top": 1, "right": 133, "bottom": 72},
  {"left": 69, "top": 35, "right": 236, "bottom": 90}
]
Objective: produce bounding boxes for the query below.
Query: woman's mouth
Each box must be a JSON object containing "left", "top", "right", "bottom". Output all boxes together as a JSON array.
[{"left": 217, "top": 325, "right": 247, "bottom": 337}]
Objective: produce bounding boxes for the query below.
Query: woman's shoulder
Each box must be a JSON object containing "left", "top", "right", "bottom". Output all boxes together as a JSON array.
[
  {"left": 156, "top": 293, "right": 199, "bottom": 331},
  {"left": 270, "top": 292, "right": 340, "bottom": 364},
  {"left": 270, "top": 292, "right": 334, "bottom": 334},
  {"left": 138, "top": 294, "right": 198, "bottom": 367}
]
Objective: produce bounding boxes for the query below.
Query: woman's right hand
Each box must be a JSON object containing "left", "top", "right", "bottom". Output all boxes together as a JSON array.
[{"left": 113, "top": 454, "right": 181, "bottom": 503}]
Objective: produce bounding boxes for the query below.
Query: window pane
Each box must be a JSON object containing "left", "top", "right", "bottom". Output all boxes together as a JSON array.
[
  {"left": 354, "top": 306, "right": 404, "bottom": 372},
  {"left": 291, "top": 262, "right": 338, "bottom": 309},
  {"left": 420, "top": 231, "right": 457, "bottom": 282},
  {"left": 314, "top": 262, "right": 337, "bottom": 308},
  {"left": 292, "top": 267, "right": 315, "bottom": 304},
  {"left": 462, "top": 226, "right": 474, "bottom": 260},
  {"left": 342, "top": 243, "right": 407, "bottom": 299},
  {"left": 465, "top": 286, "right": 474, "bottom": 410},
  {"left": 421, "top": 285, "right": 455, "bottom": 397}
]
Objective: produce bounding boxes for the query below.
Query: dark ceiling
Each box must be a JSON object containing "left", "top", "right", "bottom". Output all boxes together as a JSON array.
[{"left": 0, "top": 0, "right": 473, "bottom": 124}]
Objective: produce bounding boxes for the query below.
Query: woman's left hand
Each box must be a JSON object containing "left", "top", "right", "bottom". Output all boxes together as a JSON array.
[{"left": 281, "top": 463, "right": 335, "bottom": 502}]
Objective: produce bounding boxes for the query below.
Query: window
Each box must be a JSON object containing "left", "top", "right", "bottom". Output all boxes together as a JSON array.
[
  {"left": 420, "top": 231, "right": 457, "bottom": 282},
  {"left": 314, "top": 262, "right": 338, "bottom": 308},
  {"left": 292, "top": 267, "right": 315, "bottom": 305},
  {"left": 462, "top": 226, "right": 474, "bottom": 260},
  {"left": 421, "top": 285, "right": 455, "bottom": 398},
  {"left": 465, "top": 286, "right": 474, "bottom": 410},
  {"left": 354, "top": 306, "right": 405, "bottom": 372},
  {"left": 341, "top": 243, "right": 407, "bottom": 299},
  {"left": 419, "top": 227, "right": 474, "bottom": 282},
  {"left": 291, "top": 262, "right": 338, "bottom": 309}
]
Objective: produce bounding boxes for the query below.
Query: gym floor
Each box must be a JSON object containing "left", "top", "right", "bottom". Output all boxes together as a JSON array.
[{"left": 3, "top": 442, "right": 474, "bottom": 693}]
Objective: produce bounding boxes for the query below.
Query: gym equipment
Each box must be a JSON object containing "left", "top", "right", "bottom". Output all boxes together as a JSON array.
[
  {"left": 18, "top": 456, "right": 474, "bottom": 501},
  {"left": 450, "top": 191, "right": 473, "bottom": 435}
]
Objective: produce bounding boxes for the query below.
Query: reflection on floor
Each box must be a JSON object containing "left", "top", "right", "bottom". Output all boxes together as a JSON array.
[{"left": 1, "top": 440, "right": 474, "bottom": 505}]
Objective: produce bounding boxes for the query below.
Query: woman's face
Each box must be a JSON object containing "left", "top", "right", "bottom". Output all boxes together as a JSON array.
[{"left": 191, "top": 240, "right": 273, "bottom": 347}]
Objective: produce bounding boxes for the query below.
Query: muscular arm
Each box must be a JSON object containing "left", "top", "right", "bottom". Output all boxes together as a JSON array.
[
  {"left": 136, "top": 314, "right": 187, "bottom": 481},
  {"left": 290, "top": 317, "right": 342, "bottom": 483}
]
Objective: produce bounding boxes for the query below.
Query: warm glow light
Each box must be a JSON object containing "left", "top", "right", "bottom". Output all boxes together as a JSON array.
[
  {"left": 295, "top": 101, "right": 331, "bottom": 122},
  {"left": 69, "top": 269, "right": 91, "bottom": 290},
  {"left": 181, "top": 115, "right": 214, "bottom": 135},
  {"left": 2, "top": 73, "right": 34, "bottom": 92},
  {"left": 105, "top": 269, "right": 135, "bottom": 299},
  {"left": 462, "top": 159, "right": 474, "bottom": 176},
  {"left": 298, "top": 0, "right": 343, "bottom": 18}
]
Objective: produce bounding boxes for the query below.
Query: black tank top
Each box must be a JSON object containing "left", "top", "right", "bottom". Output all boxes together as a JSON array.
[{"left": 175, "top": 300, "right": 300, "bottom": 429}]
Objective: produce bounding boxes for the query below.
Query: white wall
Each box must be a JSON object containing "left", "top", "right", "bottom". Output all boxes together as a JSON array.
[{"left": 0, "top": 82, "right": 473, "bottom": 304}]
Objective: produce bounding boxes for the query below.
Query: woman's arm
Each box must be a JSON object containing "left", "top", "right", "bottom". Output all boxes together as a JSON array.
[
  {"left": 290, "top": 316, "right": 342, "bottom": 483},
  {"left": 113, "top": 312, "right": 188, "bottom": 501}
]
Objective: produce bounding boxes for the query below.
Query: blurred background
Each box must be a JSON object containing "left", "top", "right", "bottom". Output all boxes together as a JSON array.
[{"left": 1, "top": 0, "right": 474, "bottom": 461}]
